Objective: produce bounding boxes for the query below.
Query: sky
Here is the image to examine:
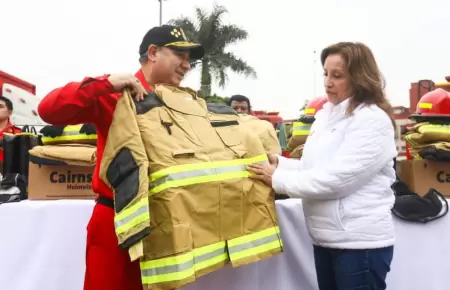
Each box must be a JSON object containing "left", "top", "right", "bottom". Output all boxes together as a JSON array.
[{"left": 2, "top": 0, "right": 450, "bottom": 119}]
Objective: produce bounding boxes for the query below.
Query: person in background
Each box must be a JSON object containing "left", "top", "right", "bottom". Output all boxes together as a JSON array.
[
  {"left": 37, "top": 25, "right": 204, "bottom": 290},
  {"left": 229, "top": 93, "right": 281, "bottom": 154},
  {"left": 248, "top": 42, "right": 397, "bottom": 290},
  {"left": 229, "top": 94, "right": 251, "bottom": 114},
  {"left": 0, "top": 96, "right": 21, "bottom": 162}
]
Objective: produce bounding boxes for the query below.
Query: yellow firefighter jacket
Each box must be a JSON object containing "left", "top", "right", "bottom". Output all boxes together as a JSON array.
[
  {"left": 234, "top": 113, "right": 281, "bottom": 155},
  {"left": 29, "top": 144, "right": 96, "bottom": 166},
  {"left": 403, "top": 122, "right": 450, "bottom": 160},
  {"left": 40, "top": 124, "right": 97, "bottom": 145},
  {"left": 289, "top": 144, "right": 304, "bottom": 159},
  {"left": 286, "top": 120, "right": 313, "bottom": 155},
  {"left": 99, "top": 85, "right": 283, "bottom": 290}
]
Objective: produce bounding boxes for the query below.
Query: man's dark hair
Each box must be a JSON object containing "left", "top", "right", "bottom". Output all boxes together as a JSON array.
[
  {"left": 0, "top": 96, "right": 13, "bottom": 111},
  {"left": 228, "top": 95, "right": 251, "bottom": 109}
]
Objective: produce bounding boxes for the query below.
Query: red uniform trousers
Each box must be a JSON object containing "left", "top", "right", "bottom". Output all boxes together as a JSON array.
[{"left": 84, "top": 202, "right": 143, "bottom": 290}]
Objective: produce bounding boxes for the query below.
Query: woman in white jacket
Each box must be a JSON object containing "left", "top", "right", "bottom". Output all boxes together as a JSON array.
[{"left": 248, "top": 42, "right": 397, "bottom": 290}]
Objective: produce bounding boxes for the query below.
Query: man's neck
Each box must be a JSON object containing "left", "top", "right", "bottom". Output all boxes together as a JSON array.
[
  {"left": 141, "top": 67, "right": 155, "bottom": 89},
  {"left": 0, "top": 119, "right": 9, "bottom": 131}
]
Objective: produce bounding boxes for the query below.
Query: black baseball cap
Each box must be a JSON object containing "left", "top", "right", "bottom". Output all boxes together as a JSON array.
[{"left": 139, "top": 25, "right": 205, "bottom": 61}]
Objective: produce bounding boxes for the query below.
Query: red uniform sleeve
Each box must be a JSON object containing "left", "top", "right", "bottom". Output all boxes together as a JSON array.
[{"left": 38, "top": 76, "right": 114, "bottom": 125}]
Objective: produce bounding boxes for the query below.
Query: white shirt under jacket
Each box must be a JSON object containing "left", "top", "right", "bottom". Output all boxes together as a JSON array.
[{"left": 272, "top": 98, "right": 397, "bottom": 249}]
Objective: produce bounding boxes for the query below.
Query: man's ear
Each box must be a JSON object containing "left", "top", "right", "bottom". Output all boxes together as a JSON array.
[
  {"left": 147, "top": 45, "right": 160, "bottom": 62},
  {"left": 7, "top": 110, "right": 12, "bottom": 117}
]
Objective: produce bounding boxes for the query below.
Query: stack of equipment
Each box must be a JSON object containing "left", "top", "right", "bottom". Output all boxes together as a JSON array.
[
  {"left": 394, "top": 88, "right": 450, "bottom": 223},
  {"left": 29, "top": 123, "right": 97, "bottom": 166},
  {"left": 404, "top": 88, "right": 450, "bottom": 161},
  {"left": 287, "top": 96, "right": 327, "bottom": 158}
]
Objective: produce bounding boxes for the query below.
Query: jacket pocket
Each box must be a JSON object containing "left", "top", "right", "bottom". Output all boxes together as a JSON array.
[
  {"left": 156, "top": 109, "right": 202, "bottom": 147},
  {"left": 336, "top": 199, "right": 345, "bottom": 231},
  {"left": 144, "top": 222, "right": 193, "bottom": 260},
  {"left": 214, "top": 126, "right": 241, "bottom": 147},
  {"left": 303, "top": 200, "right": 345, "bottom": 232},
  {"left": 214, "top": 126, "right": 246, "bottom": 157}
]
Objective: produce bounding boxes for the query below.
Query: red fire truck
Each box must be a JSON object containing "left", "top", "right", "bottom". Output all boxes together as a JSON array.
[{"left": 0, "top": 71, "right": 45, "bottom": 127}]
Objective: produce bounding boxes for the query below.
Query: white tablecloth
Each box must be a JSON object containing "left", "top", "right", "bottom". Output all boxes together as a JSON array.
[{"left": 1, "top": 199, "right": 449, "bottom": 290}]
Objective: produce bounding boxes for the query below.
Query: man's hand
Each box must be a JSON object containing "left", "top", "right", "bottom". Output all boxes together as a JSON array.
[{"left": 107, "top": 74, "right": 146, "bottom": 101}]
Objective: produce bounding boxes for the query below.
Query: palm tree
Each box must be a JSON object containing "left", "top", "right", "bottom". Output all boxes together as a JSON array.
[{"left": 169, "top": 5, "right": 256, "bottom": 96}]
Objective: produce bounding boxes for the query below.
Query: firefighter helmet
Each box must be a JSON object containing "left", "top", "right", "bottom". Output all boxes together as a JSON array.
[
  {"left": 304, "top": 96, "right": 328, "bottom": 116},
  {"left": 415, "top": 88, "right": 450, "bottom": 116}
]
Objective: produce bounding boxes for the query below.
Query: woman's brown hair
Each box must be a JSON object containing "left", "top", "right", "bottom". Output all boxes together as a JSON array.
[{"left": 320, "top": 42, "right": 395, "bottom": 128}]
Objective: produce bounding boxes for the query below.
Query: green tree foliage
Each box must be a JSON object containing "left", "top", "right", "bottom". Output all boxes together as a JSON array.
[{"left": 169, "top": 4, "right": 256, "bottom": 96}]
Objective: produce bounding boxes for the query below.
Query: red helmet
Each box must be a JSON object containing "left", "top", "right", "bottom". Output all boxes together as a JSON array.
[
  {"left": 415, "top": 88, "right": 450, "bottom": 116},
  {"left": 304, "top": 96, "right": 328, "bottom": 116}
]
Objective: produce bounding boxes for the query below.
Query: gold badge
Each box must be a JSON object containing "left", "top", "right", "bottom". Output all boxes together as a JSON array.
[{"left": 170, "top": 28, "right": 181, "bottom": 38}]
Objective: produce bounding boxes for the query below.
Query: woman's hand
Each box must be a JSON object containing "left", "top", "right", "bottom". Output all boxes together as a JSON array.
[
  {"left": 267, "top": 154, "right": 279, "bottom": 168},
  {"left": 247, "top": 162, "right": 277, "bottom": 187}
]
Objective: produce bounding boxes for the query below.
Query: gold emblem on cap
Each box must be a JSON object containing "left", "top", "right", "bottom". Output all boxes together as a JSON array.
[{"left": 170, "top": 28, "right": 181, "bottom": 38}]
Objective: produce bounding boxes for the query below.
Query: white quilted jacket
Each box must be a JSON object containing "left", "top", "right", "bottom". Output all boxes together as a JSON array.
[{"left": 272, "top": 98, "right": 397, "bottom": 249}]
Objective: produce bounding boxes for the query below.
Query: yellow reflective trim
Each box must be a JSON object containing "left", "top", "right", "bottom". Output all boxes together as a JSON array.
[
  {"left": 64, "top": 125, "right": 83, "bottom": 131},
  {"left": 150, "top": 171, "right": 250, "bottom": 195},
  {"left": 150, "top": 154, "right": 267, "bottom": 180},
  {"left": 3, "top": 132, "right": 37, "bottom": 137},
  {"left": 140, "top": 227, "right": 282, "bottom": 284},
  {"left": 41, "top": 124, "right": 97, "bottom": 144},
  {"left": 114, "top": 198, "right": 149, "bottom": 235},
  {"left": 292, "top": 130, "right": 310, "bottom": 136},
  {"left": 140, "top": 241, "right": 228, "bottom": 284},
  {"left": 228, "top": 226, "right": 279, "bottom": 247},
  {"left": 228, "top": 226, "right": 282, "bottom": 261},
  {"left": 417, "top": 124, "right": 450, "bottom": 133},
  {"left": 305, "top": 108, "right": 315, "bottom": 114},
  {"left": 418, "top": 102, "right": 432, "bottom": 109},
  {"left": 41, "top": 134, "right": 97, "bottom": 142},
  {"left": 291, "top": 121, "right": 311, "bottom": 136},
  {"left": 230, "top": 240, "right": 282, "bottom": 261}
]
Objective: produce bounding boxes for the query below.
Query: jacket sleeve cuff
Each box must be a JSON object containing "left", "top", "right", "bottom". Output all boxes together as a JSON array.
[
  {"left": 272, "top": 168, "right": 288, "bottom": 195},
  {"left": 278, "top": 155, "right": 302, "bottom": 171},
  {"left": 79, "top": 75, "right": 114, "bottom": 97}
]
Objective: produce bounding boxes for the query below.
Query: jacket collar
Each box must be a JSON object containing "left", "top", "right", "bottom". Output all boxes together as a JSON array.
[
  {"left": 323, "top": 97, "right": 351, "bottom": 114},
  {"left": 135, "top": 70, "right": 152, "bottom": 91}
]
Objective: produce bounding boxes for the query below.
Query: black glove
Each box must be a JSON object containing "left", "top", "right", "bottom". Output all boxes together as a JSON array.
[
  {"left": 40, "top": 125, "right": 65, "bottom": 137},
  {"left": 79, "top": 123, "right": 97, "bottom": 135}
]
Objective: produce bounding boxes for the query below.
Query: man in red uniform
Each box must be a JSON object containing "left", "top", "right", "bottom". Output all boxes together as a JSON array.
[
  {"left": 0, "top": 96, "right": 21, "bottom": 162},
  {"left": 37, "top": 25, "right": 204, "bottom": 290}
]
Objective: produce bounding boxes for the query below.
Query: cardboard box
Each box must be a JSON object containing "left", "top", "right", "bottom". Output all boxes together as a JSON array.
[
  {"left": 397, "top": 159, "right": 450, "bottom": 197},
  {"left": 28, "top": 162, "right": 97, "bottom": 200}
]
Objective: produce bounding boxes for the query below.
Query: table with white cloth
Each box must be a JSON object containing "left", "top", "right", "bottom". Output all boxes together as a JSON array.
[{"left": 1, "top": 199, "right": 449, "bottom": 290}]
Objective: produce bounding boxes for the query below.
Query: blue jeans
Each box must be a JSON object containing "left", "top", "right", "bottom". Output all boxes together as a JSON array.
[{"left": 313, "top": 245, "right": 394, "bottom": 290}]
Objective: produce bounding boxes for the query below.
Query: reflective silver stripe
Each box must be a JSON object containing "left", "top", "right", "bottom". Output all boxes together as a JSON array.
[
  {"left": 114, "top": 203, "right": 148, "bottom": 229},
  {"left": 293, "top": 125, "right": 311, "bottom": 131},
  {"left": 150, "top": 165, "right": 246, "bottom": 188},
  {"left": 59, "top": 130, "right": 83, "bottom": 136},
  {"left": 141, "top": 247, "right": 226, "bottom": 277},
  {"left": 150, "top": 161, "right": 267, "bottom": 189},
  {"left": 228, "top": 233, "right": 280, "bottom": 254}
]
